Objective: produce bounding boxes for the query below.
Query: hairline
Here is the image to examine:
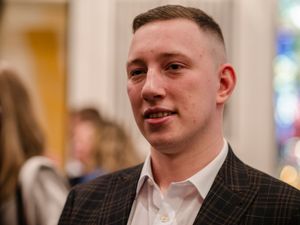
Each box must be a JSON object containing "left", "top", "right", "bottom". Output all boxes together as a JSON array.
[
  {"left": 132, "top": 17, "right": 227, "bottom": 65},
  {"left": 132, "top": 5, "right": 225, "bottom": 43}
]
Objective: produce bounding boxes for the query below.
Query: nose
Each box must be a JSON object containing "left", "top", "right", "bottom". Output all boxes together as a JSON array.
[{"left": 141, "top": 69, "right": 166, "bottom": 102}]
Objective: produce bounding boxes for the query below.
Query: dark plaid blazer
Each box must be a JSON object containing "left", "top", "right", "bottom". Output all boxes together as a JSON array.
[{"left": 58, "top": 147, "right": 300, "bottom": 225}]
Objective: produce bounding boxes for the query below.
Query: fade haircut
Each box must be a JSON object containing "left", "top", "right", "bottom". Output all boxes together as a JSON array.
[{"left": 132, "top": 5, "right": 225, "bottom": 45}]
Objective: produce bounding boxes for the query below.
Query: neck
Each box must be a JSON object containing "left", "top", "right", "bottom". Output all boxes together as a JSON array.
[{"left": 150, "top": 136, "right": 224, "bottom": 191}]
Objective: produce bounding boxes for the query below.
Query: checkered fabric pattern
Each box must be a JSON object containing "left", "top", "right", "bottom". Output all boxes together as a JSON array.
[{"left": 58, "top": 146, "right": 300, "bottom": 225}]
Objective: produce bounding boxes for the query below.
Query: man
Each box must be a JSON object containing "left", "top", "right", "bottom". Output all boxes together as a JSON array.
[{"left": 59, "top": 5, "right": 300, "bottom": 225}]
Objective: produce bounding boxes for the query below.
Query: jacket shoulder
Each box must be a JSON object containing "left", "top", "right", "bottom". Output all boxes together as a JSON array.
[
  {"left": 245, "top": 162, "right": 300, "bottom": 202},
  {"left": 72, "top": 163, "right": 143, "bottom": 195},
  {"left": 226, "top": 147, "right": 300, "bottom": 198},
  {"left": 58, "top": 164, "right": 143, "bottom": 225},
  {"left": 215, "top": 148, "right": 300, "bottom": 224}
]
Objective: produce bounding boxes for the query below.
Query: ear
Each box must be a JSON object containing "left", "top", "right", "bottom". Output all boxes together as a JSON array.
[{"left": 216, "top": 63, "right": 236, "bottom": 104}]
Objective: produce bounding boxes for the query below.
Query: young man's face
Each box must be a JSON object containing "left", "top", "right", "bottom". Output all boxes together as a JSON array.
[{"left": 127, "top": 18, "right": 228, "bottom": 153}]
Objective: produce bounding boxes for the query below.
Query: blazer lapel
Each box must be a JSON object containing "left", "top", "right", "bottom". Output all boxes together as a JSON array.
[
  {"left": 97, "top": 164, "right": 143, "bottom": 225},
  {"left": 193, "top": 147, "right": 259, "bottom": 225}
]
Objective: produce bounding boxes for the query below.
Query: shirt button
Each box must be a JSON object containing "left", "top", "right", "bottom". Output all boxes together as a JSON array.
[{"left": 160, "top": 215, "right": 169, "bottom": 223}]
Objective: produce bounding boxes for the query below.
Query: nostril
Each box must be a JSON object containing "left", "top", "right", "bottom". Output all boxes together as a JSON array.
[
  {"left": 142, "top": 93, "right": 163, "bottom": 102},
  {"left": 141, "top": 83, "right": 165, "bottom": 102}
]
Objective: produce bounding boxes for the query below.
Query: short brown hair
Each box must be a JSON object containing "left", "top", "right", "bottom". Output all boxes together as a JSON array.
[{"left": 132, "top": 5, "right": 224, "bottom": 44}]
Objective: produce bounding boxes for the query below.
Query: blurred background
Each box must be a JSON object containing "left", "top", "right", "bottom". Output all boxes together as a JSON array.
[{"left": 0, "top": 0, "right": 299, "bottom": 189}]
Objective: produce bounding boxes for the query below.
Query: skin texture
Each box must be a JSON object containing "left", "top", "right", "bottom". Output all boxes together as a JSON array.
[{"left": 127, "top": 19, "right": 236, "bottom": 190}]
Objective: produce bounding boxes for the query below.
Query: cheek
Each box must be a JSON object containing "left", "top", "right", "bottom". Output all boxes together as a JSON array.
[
  {"left": 180, "top": 81, "right": 213, "bottom": 113},
  {"left": 127, "top": 84, "right": 142, "bottom": 108}
]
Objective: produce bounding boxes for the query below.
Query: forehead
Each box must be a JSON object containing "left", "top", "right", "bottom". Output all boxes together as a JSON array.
[{"left": 128, "top": 18, "right": 212, "bottom": 61}]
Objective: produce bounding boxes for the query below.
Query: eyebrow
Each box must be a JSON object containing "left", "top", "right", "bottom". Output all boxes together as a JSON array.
[
  {"left": 127, "top": 51, "right": 190, "bottom": 68},
  {"left": 126, "top": 59, "right": 145, "bottom": 69}
]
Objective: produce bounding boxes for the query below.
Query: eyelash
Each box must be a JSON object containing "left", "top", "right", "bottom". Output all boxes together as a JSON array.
[
  {"left": 166, "top": 63, "right": 183, "bottom": 71},
  {"left": 130, "top": 69, "right": 146, "bottom": 77}
]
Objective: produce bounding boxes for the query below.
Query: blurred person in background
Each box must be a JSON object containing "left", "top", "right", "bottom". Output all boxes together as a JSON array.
[
  {"left": 66, "top": 107, "right": 141, "bottom": 186},
  {"left": 66, "top": 107, "right": 107, "bottom": 185},
  {"left": 0, "top": 62, "right": 69, "bottom": 225}
]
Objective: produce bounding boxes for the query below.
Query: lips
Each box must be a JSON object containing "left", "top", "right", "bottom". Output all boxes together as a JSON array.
[{"left": 143, "top": 108, "right": 175, "bottom": 119}]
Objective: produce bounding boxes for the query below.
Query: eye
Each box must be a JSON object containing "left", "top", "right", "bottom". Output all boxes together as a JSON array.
[
  {"left": 129, "top": 68, "right": 146, "bottom": 77},
  {"left": 166, "top": 63, "right": 183, "bottom": 71}
]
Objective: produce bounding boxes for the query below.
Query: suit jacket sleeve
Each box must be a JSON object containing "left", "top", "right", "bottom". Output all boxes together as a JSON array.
[{"left": 59, "top": 189, "right": 75, "bottom": 224}]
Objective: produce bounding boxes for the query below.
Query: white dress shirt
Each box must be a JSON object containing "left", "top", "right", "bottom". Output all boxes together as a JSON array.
[{"left": 127, "top": 140, "right": 228, "bottom": 225}]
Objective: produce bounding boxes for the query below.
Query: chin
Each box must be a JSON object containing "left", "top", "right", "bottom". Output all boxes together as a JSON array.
[{"left": 149, "top": 138, "right": 178, "bottom": 153}]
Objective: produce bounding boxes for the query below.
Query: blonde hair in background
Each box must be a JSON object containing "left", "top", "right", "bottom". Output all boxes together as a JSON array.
[
  {"left": 97, "top": 121, "right": 141, "bottom": 172},
  {"left": 74, "top": 107, "right": 141, "bottom": 173},
  {"left": 0, "top": 62, "right": 45, "bottom": 203}
]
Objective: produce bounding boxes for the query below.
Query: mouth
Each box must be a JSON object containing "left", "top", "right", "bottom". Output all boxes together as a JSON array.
[{"left": 143, "top": 108, "right": 176, "bottom": 119}]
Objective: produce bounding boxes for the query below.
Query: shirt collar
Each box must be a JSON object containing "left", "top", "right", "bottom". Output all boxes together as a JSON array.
[
  {"left": 189, "top": 139, "right": 228, "bottom": 198},
  {"left": 135, "top": 153, "right": 153, "bottom": 196},
  {"left": 135, "top": 139, "right": 228, "bottom": 199}
]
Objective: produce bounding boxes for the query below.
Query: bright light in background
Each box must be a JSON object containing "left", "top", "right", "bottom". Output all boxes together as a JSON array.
[
  {"left": 289, "top": 5, "right": 300, "bottom": 29},
  {"left": 280, "top": 165, "right": 299, "bottom": 188},
  {"left": 294, "top": 140, "right": 300, "bottom": 159},
  {"left": 276, "top": 0, "right": 300, "bottom": 189},
  {"left": 274, "top": 55, "right": 297, "bottom": 89},
  {"left": 276, "top": 92, "right": 298, "bottom": 126}
]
